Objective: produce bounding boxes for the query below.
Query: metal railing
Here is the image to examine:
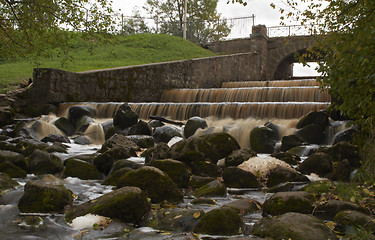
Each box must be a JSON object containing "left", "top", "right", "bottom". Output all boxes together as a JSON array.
[{"left": 267, "top": 25, "right": 318, "bottom": 37}]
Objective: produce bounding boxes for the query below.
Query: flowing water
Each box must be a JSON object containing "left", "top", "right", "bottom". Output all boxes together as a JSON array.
[{"left": 0, "top": 78, "right": 340, "bottom": 239}]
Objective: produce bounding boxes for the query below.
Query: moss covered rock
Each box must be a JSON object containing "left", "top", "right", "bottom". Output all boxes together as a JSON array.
[
  {"left": 266, "top": 166, "right": 309, "bottom": 188},
  {"left": 189, "top": 176, "right": 216, "bottom": 189},
  {"left": 117, "top": 166, "right": 183, "bottom": 203},
  {"left": 18, "top": 180, "right": 73, "bottom": 213},
  {"left": 262, "top": 191, "right": 315, "bottom": 216},
  {"left": 94, "top": 146, "right": 137, "bottom": 174},
  {"left": 27, "top": 149, "right": 63, "bottom": 175},
  {"left": 224, "top": 198, "right": 262, "bottom": 214},
  {"left": 63, "top": 159, "right": 102, "bottom": 180},
  {"left": 0, "top": 162, "right": 27, "bottom": 178},
  {"left": 223, "top": 167, "right": 260, "bottom": 188},
  {"left": 314, "top": 200, "right": 369, "bottom": 220},
  {"left": 194, "top": 207, "right": 242, "bottom": 235},
  {"left": 296, "top": 111, "right": 329, "bottom": 129},
  {"left": 15, "top": 139, "right": 48, "bottom": 157},
  {"left": 150, "top": 159, "right": 190, "bottom": 188},
  {"left": 54, "top": 117, "right": 75, "bottom": 136},
  {"left": 225, "top": 148, "right": 257, "bottom": 167},
  {"left": 334, "top": 210, "right": 375, "bottom": 234},
  {"left": 194, "top": 179, "right": 226, "bottom": 198},
  {"left": 296, "top": 124, "right": 325, "bottom": 144},
  {"left": 0, "top": 150, "right": 27, "bottom": 171},
  {"left": 251, "top": 212, "right": 336, "bottom": 240},
  {"left": 271, "top": 152, "right": 301, "bottom": 165},
  {"left": 280, "top": 134, "right": 305, "bottom": 152},
  {"left": 103, "top": 167, "right": 134, "bottom": 186},
  {"left": 126, "top": 135, "right": 155, "bottom": 148},
  {"left": 184, "top": 116, "right": 208, "bottom": 138},
  {"left": 190, "top": 160, "right": 221, "bottom": 177},
  {"left": 113, "top": 104, "right": 138, "bottom": 129},
  {"left": 297, "top": 152, "right": 333, "bottom": 177},
  {"left": 323, "top": 141, "right": 361, "bottom": 167},
  {"left": 128, "top": 120, "right": 152, "bottom": 136},
  {"left": 250, "top": 126, "right": 278, "bottom": 154},
  {"left": 65, "top": 186, "right": 150, "bottom": 225},
  {"left": 153, "top": 125, "right": 182, "bottom": 143},
  {"left": 141, "top": 142, "right": 171, "bottom": 164},
  {"left": 0, "top": 172, "right": 19, "bottom": 195}
]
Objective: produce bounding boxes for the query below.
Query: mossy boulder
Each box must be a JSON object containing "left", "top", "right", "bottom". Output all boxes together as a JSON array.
[
  {"left": 329, "top": 159, "right": 352, "bottom": 181},
  {"left": 0, "top": 172, "right": 19, "bottom": 195},
  {"left": 148, "top": 207, "right": 205, "bottom": 232},
  {"left": 223, "top": 167, "right": 260, "bottom": 188},
  {"left": 18, "top": 180, "right": 73, "bottom": 213},
  {"left": 150, "top": 159, "right": 190, "bottom": 188},
  {"left": 0, "top": 162, "right": 27, "bottom": 178},
  {"left": 323, "top": 141, "right": 361, "bottom": 167},
  {"left": 225, "top": 148, "right": 257, "bottom": 167},
  {"left": 250, "top": 126, "right": 278, "bottom": 154},
  {"left": 191, "top": 198, "right": 217, "bottom": 205},
  {"left": 266, "top": 166, "right": 309, "bottom": 188},
  {"left": 113, "top": 104, "right": 138, "bottom": 129},
  {"left": 44, "top": 145, "right": 68, "bottom": 154},
  {"left": 334, "top": 210, "right": 375, "bottom": 234},
  {"left": 15, "top": 139, "right": 48, "bottom": 157},
  {"left": 184, "top": 116, "right": 208, "bottom": 138},
  {"left": 189, "top": 176, "right": 216, "bottom": 189},
  {"left": 67, "top": 105, "right": 97, "bottom": 126},
  {"left": 117, "top": 166, "right": 183, "bottom": 203},
  {"left": 314, "top": 200, "right": 369, "bottom": 220},
  {"left": 194, "top": 179, "right": 227, "bottom": 198},
  {"left": 297, "top": 152, "right": 333, "bottom": 177},
  {"left": 224, "top": 198, "right": 262, "bottom": 214},
  {"left": 103, "top": 167, "right": 134, "bottom": 186},
  {"left": 41, "top": 134, "right": 70, "bottom": 143},
  {"left": 141, "top": 142, "right": 171, "bottom": 164},
  {"left": 280, "top": 134, "right": 305, "bottom": 152},
  {"left": 190, "top": 160, "right": 221, "bottom": 177},
  {"left": 93, "top": 147, "right": 137, "bottom": 174},
  {"left": 65, "top": 186, "right": 150, "bottom": 225},
  {"left": 27, "top": 149, "right": 63, "bottom": 175},
  {"left": 0, "top": 150, "right": 27, "bottom": 171},
  {"left": 74, "top": 116, "right": 94, "bottom": 133},
  {"left": 251, "top": 212, "right": 336, "bottom": 240},
  {"left": 169, "top": 132, "right": 240, "bottom": 164},
  {"left": 194, "top": 207, "right": 242, "bottom": 235},
  {"left": 296, "top": 111, "right": 329, "bottom": 130},
  {"left": 271, "top": 152, "right": 301, "bottom": 165},
  {"left": 63, "top": 159, "right": 102, "bottom": 180},
  {"left": 296, "top": 124, "right": 325, "bottom": 144},
  {"left": 128, "top": 120, "right": 152, "bottom": 136},
  {"left": 153, "top": 125, "right": 182, "bottom": 143},
  {"left": 54, "top": 117, "right": 75, "bottom": 136},
  {"left": 99, "top": 134, "right": 140, "bottom": 154},
  {"left": 262, "top": 191, "right": 315, "bottom": 216},
  {"left": 108, "top": 159, "right": 143, "bottom": 173},
  {"left": 126, "top": 135, "right": 155, "bottom": 148}
]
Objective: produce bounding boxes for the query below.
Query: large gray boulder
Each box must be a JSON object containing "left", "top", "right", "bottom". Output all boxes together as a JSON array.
[
  {"left": 223, "top": 167, "right": 260, "bottom": 188},
  {"left": 113, "top": 104, "right": 138, "bottom": 129},
  {"left": 251, "top": 212, "right": 336, "bottom": 240},
  {"left": 297, "top": 152, "right": 333, "bottom": 177},
  {"left": 27, "top": 149, "right": 63, "bottom": 175},
  {"left": 184, "top": 116, "right": 208, "bottom": 138},
  {"left": 150, "top": 159, "right": 190, "bottom": 188},
  {"left": 250, "top": 126, "right": 278, "bottom": 154},
  {"left": 296, "top": 111, "right": 329, "bottom": 130},
  {"left": 225, "top": 148, "right": 257, "bottom": 167},
  {"left": 153, "top": 125, "right": 182, "bottom": 143}
]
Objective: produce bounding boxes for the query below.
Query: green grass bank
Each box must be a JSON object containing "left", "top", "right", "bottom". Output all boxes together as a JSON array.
[{"left": 0, "top": 34, "right": 216, "bottom": 93}]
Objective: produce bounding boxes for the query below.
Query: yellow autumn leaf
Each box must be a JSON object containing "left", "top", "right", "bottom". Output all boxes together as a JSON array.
[
  {"left": 350, "top": 196, "right": 356, "bottom": 203},
  {"left": 325, "top": 221, "right": 336, "bottom": 230},
  {"left": 193, "top": 212, "right": 201, "bottom": 218},
  {"left": 160, "top": 232, "right": 172, "bottom": 235}
]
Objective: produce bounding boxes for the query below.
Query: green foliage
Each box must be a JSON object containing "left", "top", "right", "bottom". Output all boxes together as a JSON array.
[
  {"left": 0, "top": 33, "right": 216, "bottom": 92},
  {"left": 145, "top": 0, "right": 231, "bottom": 42}
]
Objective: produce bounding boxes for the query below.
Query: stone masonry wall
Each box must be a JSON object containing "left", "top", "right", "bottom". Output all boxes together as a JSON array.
[{"left": 27, "top": 52, "right": 261, "bottom": 113}]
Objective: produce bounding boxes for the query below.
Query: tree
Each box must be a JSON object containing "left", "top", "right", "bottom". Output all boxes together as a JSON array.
[
  {"left": 121, "top": 8, "right": 151, "bottom": 35},
  {"left": 144, "top": 0, "right": 231, "bottom": 42},
  {"left": 0, "top": 0, "right": 114, "bottom": 60}
]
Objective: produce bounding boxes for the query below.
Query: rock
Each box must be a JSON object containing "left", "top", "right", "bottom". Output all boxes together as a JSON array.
[
  {"left": 72, "top": 135, "right": 92, "bottom": 145},
  {"left": 113, "top": 104, "right": 138, "bottom": 129},
  {"left": 148, "top": 120, "right": 164, "bottom": 128},
  {"left": 194, "top": 179, "right": 227, "bottom": 198},
  {"left": 314, "top": 200, "right": 369, "bottom": 220},
  {"left": 103, "top": 167, "right": 134, "bottom": 186},
  {"left": 117, "top": 166, "right": 183, "bottom": 203},
  {"left": 108, "top": 159, "right": 143, "bottom": 173},
  {"left": 0, "top": 172, "right": 19, "bottom": 195},
  {"left": 296, "top": 111, "right": 329, "bottom": 130},
  {"left": 190, "top": 160, "right": 222, "bottom": 177},
  {"left": 271, "top": 152, "right": 301, "bottom": 165},
  {"left": 334, "top": 210, "right": 375, "bottom": 234},
  {"left": 191, "top": 198, "right": 217, "bottom": 205},
  {"left": 184, "top": 116, "right": 208, "bottom": 138},
  {"left": 100, "top": 134, "right": 140, "bottom": 154},
  {"left": 41, "top": 134, "right": 70, "bottom": 143},
  {"left": 15, "top": 139, "right": 48, "bottom": 156},
  {"left": 266, "top": 166, "right": 309, "bottom": 188},
  {"left": 101, "top": 120, "right": 113, "bottom": 135},
  {"left": 250, "top": 126, "right": 278, "bottom": 154},
  {"left": 194, "top": 207, "right": 242, "bottom": 235},
  {"left": 128, "top": 120, "right": 152, "bottom": 136},
  {"left": 264, "top": 122, "right": 280, "bottom": 140},
  {"left": 262, "top": 191, "right": 315, "bottom": 216},
  {"left": 323, "top": 141, "right": 361, "bottom": 167},
  {"left": 0, "top": 162, "right": 27, "bottom": 178},
  {"left": 225, "top": 148, "right": 257, "bottom": 167},
  {"left": 68, "top": 105, "right": 96, "bottom": 127},
  {"left": 27, "top": 149, "right": 63, "bottom": 175},
  {"left": 93, "top": 147, "right": 136, "bottom": 174},
  {"left": 44, "top": 144, "right": 68, "bottom": 154},
  {"left": 169, "top": 132, "right": 240, "bottom": 164},
  {"left": 296, "top": 124, "right": 325, "bottom": 144},
  {"left": 141, "top": 142, "right": 171, "bottom": 164},
  {"left": 297, "top": 152, "right": 333, "bottom": 177},
  {"left": 224, "top": 198, "right": 262, "bottom": 214},
  {"left": 150, "top": 159, "right": 190, "bottom": 188},
  {"left": 329, "top": 159, "right": 352, "bottom": 181},
  {"left": 189, "top": 176, "right": 216, "bottom": 189},
  {"left": 0, "top": 107, "right": 14, "bottom": 127},
  {"left": 0, "top": 150, "right": 27, "bottom": 171},
  {"left": 280, "top": 134, "right": 305, "bottom": 152},
  {"left": 148, "top": 207, "right": 205, "bottom": 232},
  {"left": 287, "top": 145, "right": 317, "bottom": 157},
  {"left": 126, "top": 135, "right": 155, "bottom": 148},
  {"left": 251, "top": 212, "right": 336, "bottom": 240},
  {"left": 18, "top": 180, "right": 73, "bottom": 213},
  {"left": 74, "top": 116, "right": 94, "bottom": 133},
  {"left": 223, "top": 167, "right": 260, "bottom": 188},
  {"left": 65, "top": 186, "right": 150, "bottom": 225},
  {"left": 332, "top": 128, "right": 357, "bottom": 145},
  {"left": 63, "top": 159, "right": 102, "bottom": 180},
  {"left": 54, "top": 117, "right": 75, "bottom": 136},
  {"left": 153, "top": 125, "right": 182, "bottom": 143}
]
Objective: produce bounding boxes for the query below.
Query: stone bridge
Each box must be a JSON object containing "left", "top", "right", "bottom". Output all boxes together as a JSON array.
[{"left": 203, "top": 25, "right": 319, "bottom": 80}]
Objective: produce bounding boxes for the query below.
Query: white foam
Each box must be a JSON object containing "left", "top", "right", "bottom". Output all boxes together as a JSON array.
[
  {"left": 70, "top": 214, "right": 108, "bottom": 230},
  {"left": 238, "top": 156, "right": 294, "bottom": 177}
]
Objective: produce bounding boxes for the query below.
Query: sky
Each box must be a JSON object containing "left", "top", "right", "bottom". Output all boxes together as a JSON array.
[{"left": 111, "top": 0, "right": 319, "bottom": 76}]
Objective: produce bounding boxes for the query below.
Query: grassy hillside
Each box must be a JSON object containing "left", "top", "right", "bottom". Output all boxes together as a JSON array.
[{"left": 0, "top": 34, "right": 216, "bottom": 93}]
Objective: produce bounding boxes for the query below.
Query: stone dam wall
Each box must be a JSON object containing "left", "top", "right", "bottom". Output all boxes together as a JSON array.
[{"left": 26, "top": 52, "right": 261, "bottom": 113}]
